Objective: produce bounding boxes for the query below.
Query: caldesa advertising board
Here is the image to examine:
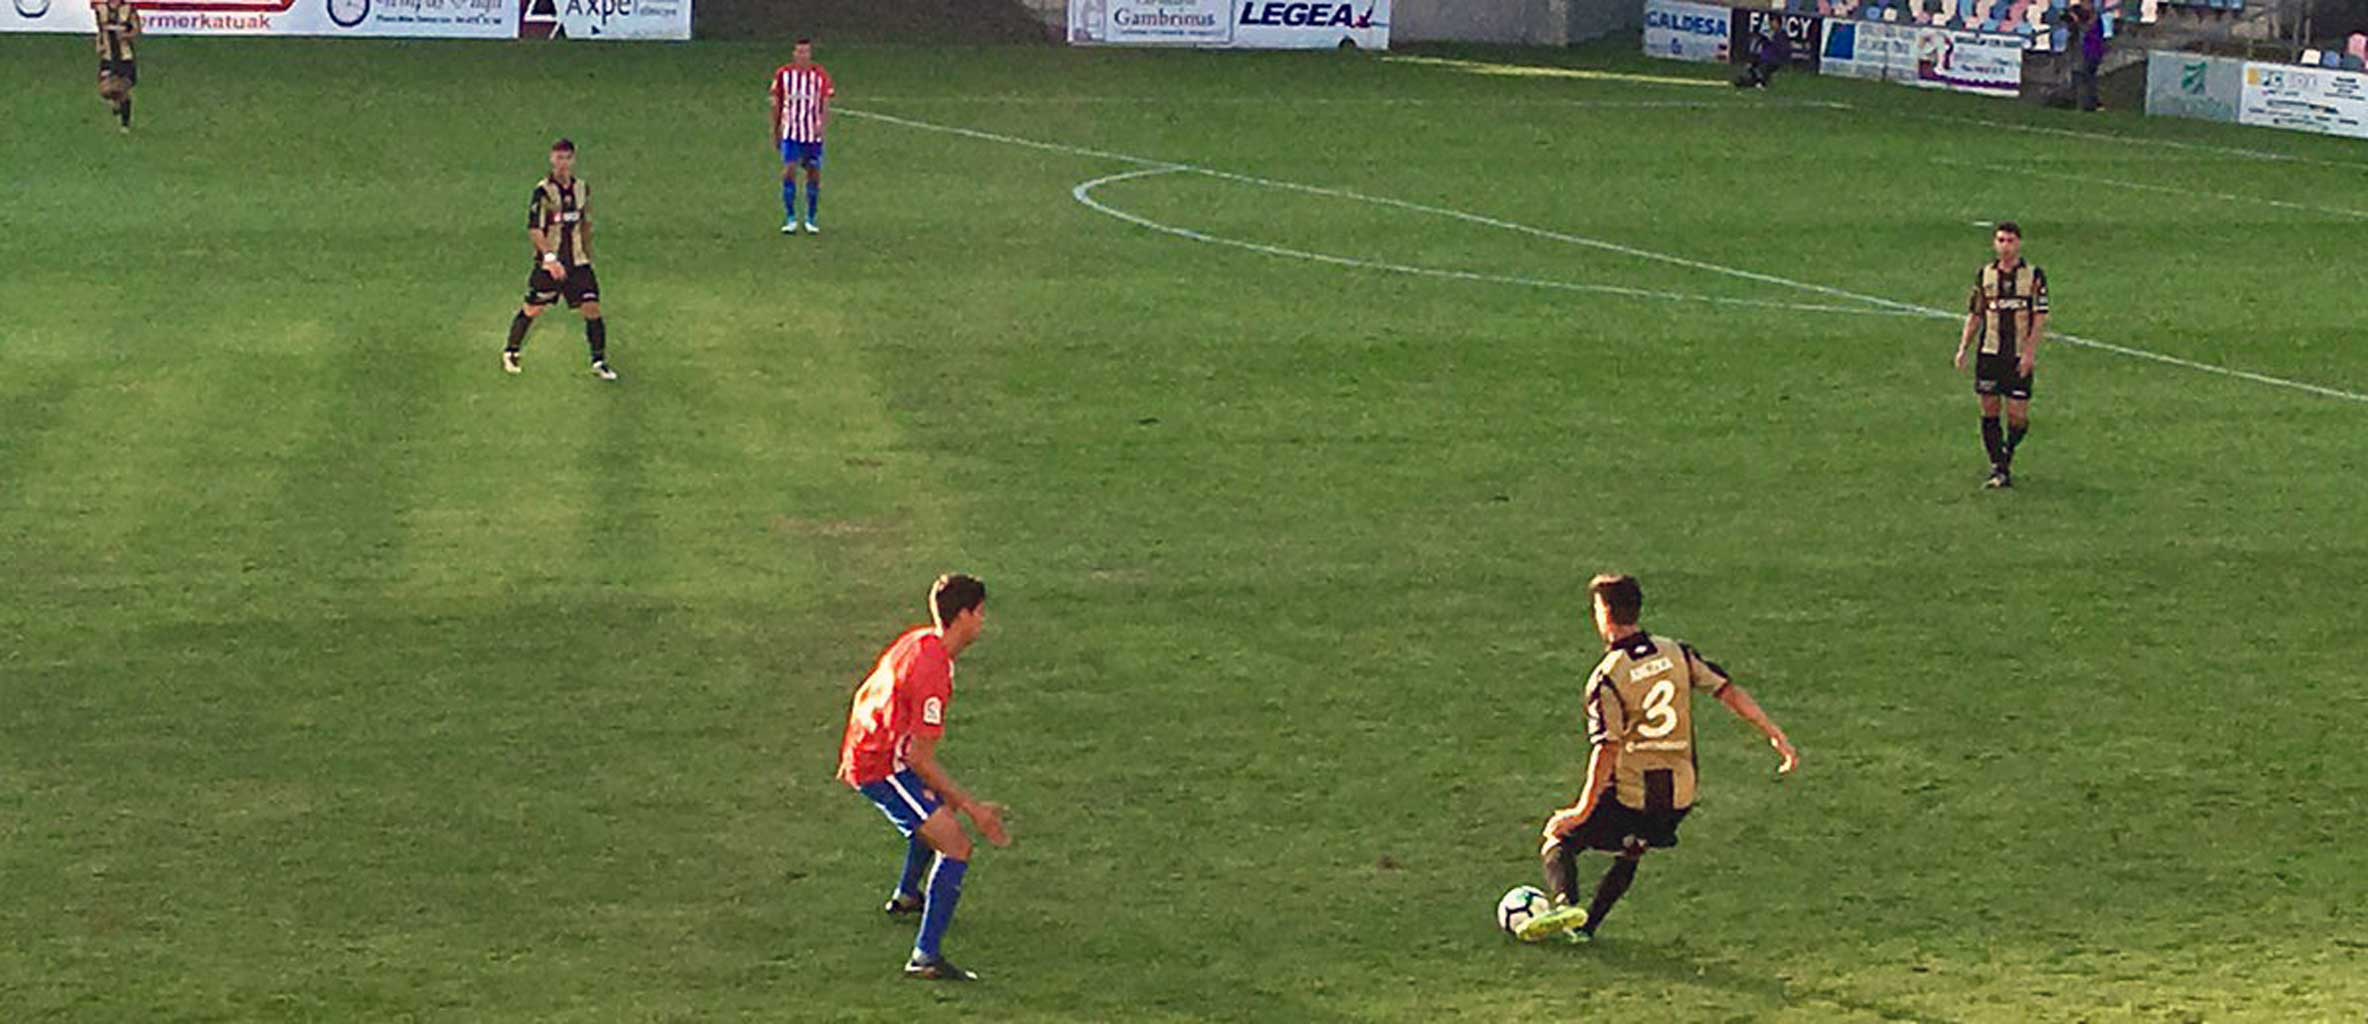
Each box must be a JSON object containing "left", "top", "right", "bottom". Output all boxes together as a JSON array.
[
  {"left": 3, "top": 0, "right": 515, "bottom": 36},
  {"left": 1069, "top": 0, "right": 1387, "bottom": 48},
  {"left": 1642, "top": 0, "right": 1728, "bottom": 64},
  {"left": 2240, "top": 61, "right": 2368, "bottom": 139}
]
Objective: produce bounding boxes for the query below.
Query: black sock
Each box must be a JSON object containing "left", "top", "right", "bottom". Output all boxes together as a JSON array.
[
  {"left": 121, "top": 96, "right": 132, "bottom": 127},
  {"left": 585, "top": 317, "right": 607, "bottom": 363},
  {"left": 1541, "top": 842, "right": 1582, "bottom": 907},
  {"left": 1583, "top": 856, "right": 1640, "bottom": 934},
  {"left": 1980, "top": 415, "right": 2005, "bottom": 468},
  {"left": 505, "top": 312, "right": 533, "bottom": 352},
  {"left": 2006, "top": 422, "right": 2028, "bottom": 464}
]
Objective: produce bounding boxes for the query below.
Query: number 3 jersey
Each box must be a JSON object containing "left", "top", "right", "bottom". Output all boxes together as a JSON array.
[{"left": 1585, "top": 633, "right": 1732, "bottom": 813}]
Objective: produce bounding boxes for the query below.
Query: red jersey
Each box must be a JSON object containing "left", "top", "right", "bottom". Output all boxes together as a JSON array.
[
  {"left": 771, "top": 63, "right": 835, "bottom": 143},
  {"left": 837, "top": 626, "right": 953, "bottom": 787}
]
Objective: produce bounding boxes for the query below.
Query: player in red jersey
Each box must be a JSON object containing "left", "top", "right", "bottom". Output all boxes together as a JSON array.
[
  {"left": 769, "top": 38, "right": 835, "bottom": 235},
  {"left": 838, "top": 573, "right": 1008, "bottom": 981}
]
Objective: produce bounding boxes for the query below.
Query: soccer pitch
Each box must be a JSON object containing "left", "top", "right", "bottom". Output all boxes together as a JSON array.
[{"left": 5, "top": 34, "right": 2367, "bottom": 1022}]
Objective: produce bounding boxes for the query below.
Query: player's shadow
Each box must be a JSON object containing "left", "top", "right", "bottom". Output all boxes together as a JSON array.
[{"left": 1585, "top": 940, "right": 1964, "bottom": 1024}]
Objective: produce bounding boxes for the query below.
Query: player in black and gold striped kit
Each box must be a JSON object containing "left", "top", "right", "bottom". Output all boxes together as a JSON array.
[
  {"left": 503, "top": 139, "right": 620, "bottom": 381},
  {"left": 93, "top": 0, "right": 142, "bottom": 132},
  {"left": 1518, "top": 574, "right": 1799, "bottom": 944},
  {"left": 1955, "top": 222, "right": 2049, "bottom": 489}
]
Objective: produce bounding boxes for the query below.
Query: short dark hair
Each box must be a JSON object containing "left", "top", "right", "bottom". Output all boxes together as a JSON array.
[
  {"left": 551, "top": 138, "right": 575, "bottom": 153},
  {"left": 795, "top": 37, "right": 812, "bottom": 45},
  {"left": 1995, "top": 221, "right": 2022, "bottom": 238},
  {"left": 1588, "top": 573, "right": 1644, "bottom": 626},
  {"left": 931, "top": 573, "right": 987, "bottom": 626}
]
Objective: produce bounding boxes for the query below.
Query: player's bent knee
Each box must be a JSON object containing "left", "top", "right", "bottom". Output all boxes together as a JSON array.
[
  {"left": 580, "top": 303, "right": 602, "bottom": 320},
  {"left": 916, "top": 809, "right": 972, "bottom": 860}
]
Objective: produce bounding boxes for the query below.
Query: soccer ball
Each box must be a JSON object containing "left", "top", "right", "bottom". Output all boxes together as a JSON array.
[{"left": 1496, "top": 885, "right": 1551, "bottom": 938}]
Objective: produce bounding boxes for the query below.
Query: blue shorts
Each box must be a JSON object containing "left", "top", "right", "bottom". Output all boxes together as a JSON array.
[
  {"left": 856, "top": 769, "right": 941, "bottom": 837},
  {"left": 781, "top": 139, "right": 825, "bottom": 169}
]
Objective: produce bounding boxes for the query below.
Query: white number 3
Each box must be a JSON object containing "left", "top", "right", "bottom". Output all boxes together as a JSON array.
[{"left": 1637, "top": 680, "right": 1679, "bottom": 739}]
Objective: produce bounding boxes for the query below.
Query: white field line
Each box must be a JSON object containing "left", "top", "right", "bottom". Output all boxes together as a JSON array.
[
  {"left": 1074, "top": 168, "right": 1932, "bottom": 317},
  {"left": 856, "top": 96, "right": 1850, "bottom": 110},
  {"left": 842, "top": 107, "right": 2368, "bottom": 405},
  {"left": 1932, "top": 156, "right": 2368, "bottom": 220},
  {"left": 1885, "top": 110, "right": 2368, "bottom": 170}
]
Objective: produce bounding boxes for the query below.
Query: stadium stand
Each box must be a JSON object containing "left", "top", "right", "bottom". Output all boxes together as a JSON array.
[
  {"left": 1777, "top": 0, "right": 2131, "bottom": 49},
  {"left": 1774, "top": 0, "right": 2311, "bottom": 64}
]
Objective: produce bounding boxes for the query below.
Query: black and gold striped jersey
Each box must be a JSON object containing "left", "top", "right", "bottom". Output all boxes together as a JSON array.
[
  {"left": 527, "top": 176, "right": 592, "bottom": 268},
  {"left": 1584, "top": 632, "right": 1733, "bottom": 813},
  {"left": 96, "top": 2, "right": 140, "bottom": 62},
  {"left": 1969, "top": 261, "right": 2050, "bottom": 360}
]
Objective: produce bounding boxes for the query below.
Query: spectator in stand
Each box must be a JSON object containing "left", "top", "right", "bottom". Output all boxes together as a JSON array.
[{"left": 2065, "top": 3, "right": 2106, "bottom": 111}]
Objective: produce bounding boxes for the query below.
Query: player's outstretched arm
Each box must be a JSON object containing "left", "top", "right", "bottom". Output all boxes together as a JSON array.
[
  {"left": 1716, "top": 683, "right": 1799, "bottom": 777},
  {"left": 904, "top": 734, "right": 1011, "bottom": 848}
]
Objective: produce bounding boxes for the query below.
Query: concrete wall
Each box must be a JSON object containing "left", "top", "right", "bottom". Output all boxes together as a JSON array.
[
  {"left": 1567, "top": 0, "right": 1646, "bottom": 43},
  {"left": 1395, "top": 0, "right": 1569, "bottom": 44},
  {"left": 1393, "top": 0, "right": 1641, "bottom": 44}
]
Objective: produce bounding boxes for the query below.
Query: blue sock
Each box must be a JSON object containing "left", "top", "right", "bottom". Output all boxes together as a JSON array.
[
  {"left": 914, "top": 856, "right": 967, "bottom": 960},
  {"left": 782, "top": 179, "right": 798, "bottom": 222},
  {"left": 806, "top": 180, "right": 820, "bottom": 223},
  {"left": 894, "top": 837, "right": 933, "bottom": 902}
]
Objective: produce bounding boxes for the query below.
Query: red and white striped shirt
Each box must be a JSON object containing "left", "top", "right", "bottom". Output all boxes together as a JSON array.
[{"left": 771, "top": 63, "right": 835, "bottom": 143}]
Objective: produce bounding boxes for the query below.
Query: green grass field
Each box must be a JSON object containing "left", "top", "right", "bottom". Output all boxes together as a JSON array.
[{"left": 5, "top": 33, "right": 2367, "bottom": 1023}]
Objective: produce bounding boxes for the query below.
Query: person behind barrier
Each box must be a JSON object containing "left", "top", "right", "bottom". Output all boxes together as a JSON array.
[{"left": 1734, "top": 27, "right": 1790, "bottom": 89}]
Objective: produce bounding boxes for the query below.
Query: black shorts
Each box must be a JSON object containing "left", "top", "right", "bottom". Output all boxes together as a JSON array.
[
  {"left": 1974, "top": 353, "right": 2034, "bottom": 401},
  {"left": 1560, "top": 790, "right": 1690, "bottom": 853},
  {"left": 523, "top": 263, "right": 600, "bottom": 309},
  {"left": 100, "top": 60, "right": 138, "bottom": 87}
]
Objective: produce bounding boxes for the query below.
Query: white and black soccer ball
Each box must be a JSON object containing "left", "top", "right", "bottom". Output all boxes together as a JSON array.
[{"left": 1496, "top": 885, "right": 1551, "bottom": 938}]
